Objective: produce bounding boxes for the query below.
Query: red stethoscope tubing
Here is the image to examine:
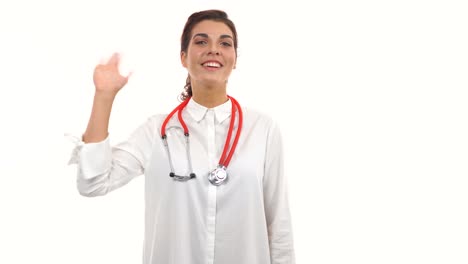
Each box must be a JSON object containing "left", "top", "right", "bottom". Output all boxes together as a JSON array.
[
  {"left": 161, "top": 96, "right": 242, "bottom": 168},
  {"left": 220, "top": 96, "right": 242, "bottom": 168},
  {"left": 161, "top": 98, "right": 190, "bottom": 137}
]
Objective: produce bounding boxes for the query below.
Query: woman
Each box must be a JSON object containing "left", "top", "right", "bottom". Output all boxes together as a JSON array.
[{"left": 69, "top": 9, "right": 295, "bottom": 264}]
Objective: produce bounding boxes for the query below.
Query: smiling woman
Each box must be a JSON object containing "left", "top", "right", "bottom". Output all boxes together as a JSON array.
[
  {"left": 67, "top": 9, "right": 295, "bottom": 264},
  {"left": 179, "top": 14, "right": 238, "bottom": 106}
]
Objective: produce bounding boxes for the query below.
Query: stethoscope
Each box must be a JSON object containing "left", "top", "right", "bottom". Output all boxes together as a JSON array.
[{"left": 160, "top": 96, "right": 243, "bottom": 186}]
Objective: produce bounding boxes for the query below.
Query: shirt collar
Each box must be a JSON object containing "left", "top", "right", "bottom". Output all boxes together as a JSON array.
[{"left": 186, "top": 98, "right": 232, "bottom": 124}]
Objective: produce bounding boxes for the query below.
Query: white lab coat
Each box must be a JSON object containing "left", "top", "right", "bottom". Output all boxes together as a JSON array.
[{"left": 69, "top": 98, "right": 295, "bottom": 264}]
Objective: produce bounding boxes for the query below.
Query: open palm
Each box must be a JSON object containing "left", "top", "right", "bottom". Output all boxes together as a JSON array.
[{"left": 93, "top": 53, "right": 131, "bottom": 94}]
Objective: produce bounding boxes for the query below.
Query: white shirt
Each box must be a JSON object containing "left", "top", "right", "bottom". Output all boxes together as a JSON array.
[{"left": 69, "top": 98, "right": 295, "bottom": 264}]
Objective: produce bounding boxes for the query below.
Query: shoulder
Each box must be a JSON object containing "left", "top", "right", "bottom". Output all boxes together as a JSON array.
[
  {"left": 133, "top": 113, "right": 168, "bottom": 137},
  {"left": 242, "top": 103, "right": 276, "bottom": 123},
  {"left": 241, "top": 105, "right": 281, "bottom": 133},
  {"left": 137, "top": 114, "right": 165, "bottom": 128},
  {"left": 146, "top": 113, "right": 167, "bottom": 123}
]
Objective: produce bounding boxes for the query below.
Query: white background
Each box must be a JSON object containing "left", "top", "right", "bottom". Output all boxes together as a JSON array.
[{"left": 1, "top": 0, "right": 467, "bottom": 263}]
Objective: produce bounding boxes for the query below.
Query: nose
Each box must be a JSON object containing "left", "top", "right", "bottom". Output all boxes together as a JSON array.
[{"left": 208, "top": 43, "right": 220, "bottom": 55}]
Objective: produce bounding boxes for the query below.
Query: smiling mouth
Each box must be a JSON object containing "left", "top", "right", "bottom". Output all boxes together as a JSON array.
[{"left": 202, "top": 62, "right": 222, "bottom": 68}]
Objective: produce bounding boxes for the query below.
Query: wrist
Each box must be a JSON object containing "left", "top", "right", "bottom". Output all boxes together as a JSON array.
[{"left": 94, "top": 90, "right": 117, "bottom": 101}]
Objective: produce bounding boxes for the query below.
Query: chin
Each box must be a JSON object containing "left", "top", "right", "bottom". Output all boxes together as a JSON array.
[{"left": 200, "top": 78, "right": 227, "bottom": 86}]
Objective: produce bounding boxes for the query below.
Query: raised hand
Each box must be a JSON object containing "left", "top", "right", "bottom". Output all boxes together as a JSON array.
[
  {"left": 93, "top": 52, "right": 131, "bottom": 95},
  {"left": 83, "top": 52, "right": 131, "bottom": 143}
]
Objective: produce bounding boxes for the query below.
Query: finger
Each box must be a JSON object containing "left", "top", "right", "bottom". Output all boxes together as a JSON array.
[
  {"left": 124, "top": 71, "right": 133, "bottom": 82},
  {"left": 108, "top": 52, "right": 120, "bottom": 66},
  {"left": 98, "top": 55, "right": 108, "bottom": 65}
]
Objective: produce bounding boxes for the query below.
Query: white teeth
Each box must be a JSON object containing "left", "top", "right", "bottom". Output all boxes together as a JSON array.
[{"left": 203, "top": 62, "right": 221, "bottom": 68}]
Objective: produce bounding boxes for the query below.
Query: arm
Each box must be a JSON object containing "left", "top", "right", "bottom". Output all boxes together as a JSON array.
[
  {"left": 82, "top": 92, "right": 116, "bottom": 143},
  {"left": 263, "top": 121, "right": 296, "bottom": 264},
  {"left": 83, "top": 52, "right": 130, "bottom": 143},
  {"left": 70, "top": 53, "right": 144, "bottom": 197},
  {"left": 74, "top": 118, "right": 156, "bottom": 197}
]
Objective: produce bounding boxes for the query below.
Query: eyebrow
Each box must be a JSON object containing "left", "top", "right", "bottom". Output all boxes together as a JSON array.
[{"left": 192, "top": 33, "right": 233, "bottom": 40}]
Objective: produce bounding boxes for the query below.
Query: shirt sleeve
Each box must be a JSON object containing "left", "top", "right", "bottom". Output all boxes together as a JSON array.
[
  {"left": 263, "top": 120, "right": 296, "bottom": 264},
  {"left": 68, "top": 116, "right": 158, "bottom": 197}
]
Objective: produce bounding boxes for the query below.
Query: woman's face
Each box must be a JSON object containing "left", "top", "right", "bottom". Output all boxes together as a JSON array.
[{"left": 181, "top": 20, "right": 237, "bottom": 87}]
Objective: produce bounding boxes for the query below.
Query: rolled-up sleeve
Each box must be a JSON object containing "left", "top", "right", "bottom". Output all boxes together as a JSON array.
[
  {"left": 263, "top": 121, "right": 296, "bottom": 264},
  {"left": 68, "top": 116, "right": 158, "bottom": 197}
]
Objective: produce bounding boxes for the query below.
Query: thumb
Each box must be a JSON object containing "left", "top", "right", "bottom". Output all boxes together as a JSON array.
[{"left": 123, "top": 71, "right": 133, "bottom": 83}]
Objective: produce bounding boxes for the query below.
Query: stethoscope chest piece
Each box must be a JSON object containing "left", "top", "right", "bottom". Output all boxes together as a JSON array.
[{"left": 208, "top": 166, "right": 228, "bottom": 186}]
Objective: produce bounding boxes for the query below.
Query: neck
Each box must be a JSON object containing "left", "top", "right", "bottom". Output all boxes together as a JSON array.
[{"left": 191, "top": 83, "right": 228, "bottom": 108}]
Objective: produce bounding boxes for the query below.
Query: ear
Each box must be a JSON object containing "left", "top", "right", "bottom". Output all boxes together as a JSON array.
[{"left": 180, "top": 51, "right": 187, "bottom": 68}]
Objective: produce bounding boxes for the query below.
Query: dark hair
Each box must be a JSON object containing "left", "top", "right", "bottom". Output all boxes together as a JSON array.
[{"left": 179, "top": 9, "right": 238, "bottom": 101}]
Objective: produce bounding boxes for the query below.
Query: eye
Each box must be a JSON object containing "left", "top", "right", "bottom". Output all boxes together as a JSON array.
[
  {"left": 220, "top": 42, "right": 233, "bottom": 47},
  {"left": 195, "top": 40, "right": 207, "bottom": 45}
]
